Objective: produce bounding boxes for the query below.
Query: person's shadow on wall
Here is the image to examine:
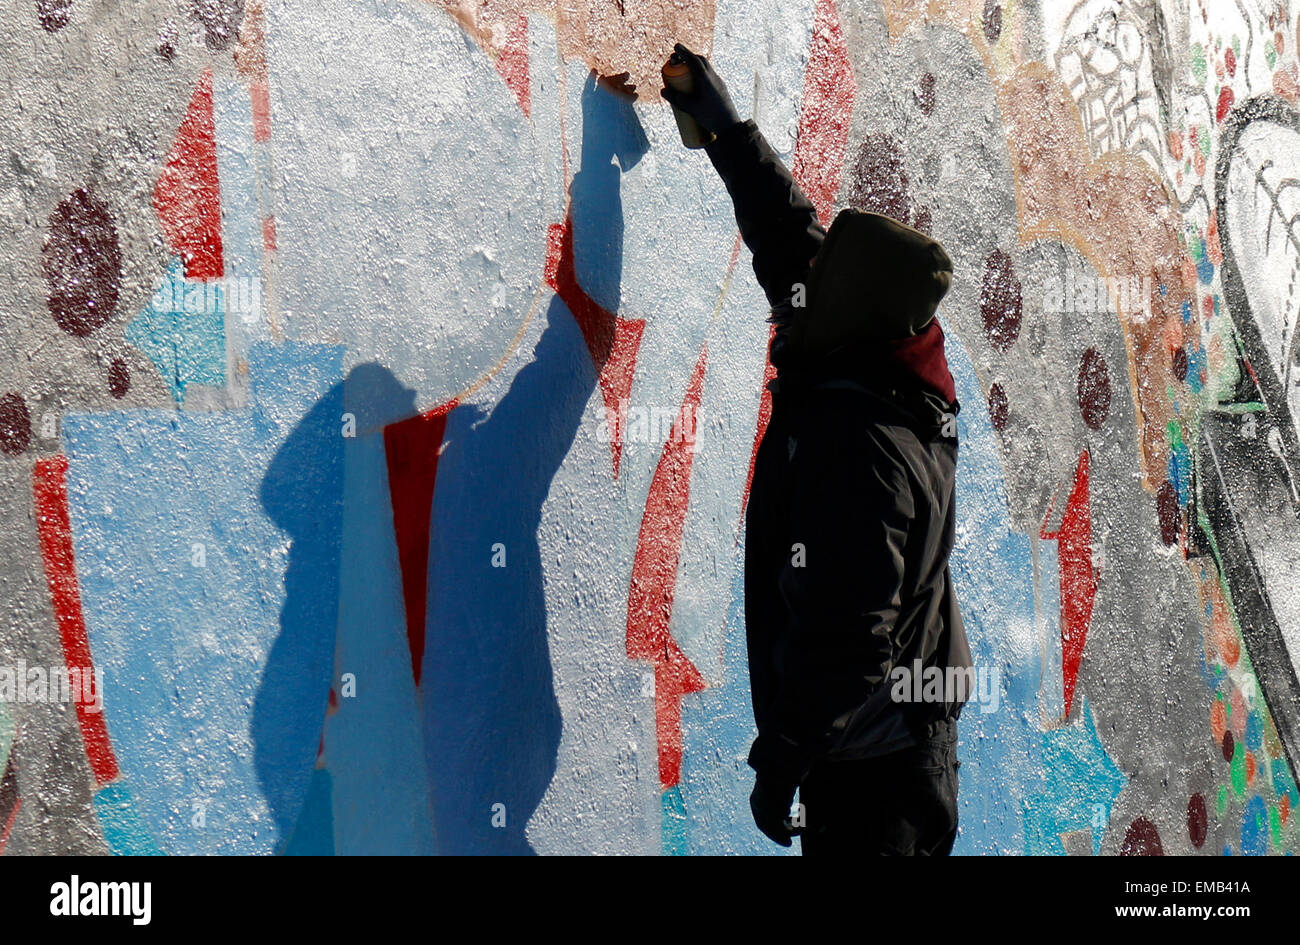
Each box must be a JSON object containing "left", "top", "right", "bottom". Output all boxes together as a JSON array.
[
  {"left": 421, "top": 71, "right": 647, "bottom": 854},
  {"left": 253, "top": 70, "right": 647, "bottom": 855},
  {"left": 256, "top": 362, "right": 419, "bottom": 851}
]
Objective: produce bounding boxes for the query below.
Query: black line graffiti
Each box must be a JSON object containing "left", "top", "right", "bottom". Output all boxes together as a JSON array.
[{"left": 1201, "top": 94, "right": 1300, "bottom": 782}]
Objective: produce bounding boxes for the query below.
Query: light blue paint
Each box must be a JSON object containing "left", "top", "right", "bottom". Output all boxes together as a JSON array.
[
  {"left": 0, "top": 701, "right": 12, "bottom": 777},
  {"left": 93, "top": 783, "right": 162, "bottom": 856},
  {"left": 125, "top": 256, "right": 227, "bottom": 405},
  {"left": 1242, "top": 794, "right": 1267, "bottom": 855},
  {"left": 1185, "top": 341, "right": 1206, "bottom": 393},
  {"left": 64, "top": 342, "right": 343, "bottom": 855},
  {"left": 1022, "top": 699, "right": 1127, "bottom": 855},
  {"left": 661, "top": 785, "right": 689, "bottom": 856},
  {"left": 947, "top": 329, "right": 1052, "bottom": 855},
  {"left": 680, "top": 543, "right": 795, "bottom": 855}
]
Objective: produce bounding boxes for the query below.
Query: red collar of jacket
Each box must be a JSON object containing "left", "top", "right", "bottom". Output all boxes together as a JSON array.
[{"left": 880, "top": 318, "right": 957, "bottom": 404}]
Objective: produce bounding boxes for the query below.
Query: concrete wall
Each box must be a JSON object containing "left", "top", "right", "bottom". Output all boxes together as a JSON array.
[{"left": 2, "top": 0, "right": 1298, "bottom": 854}]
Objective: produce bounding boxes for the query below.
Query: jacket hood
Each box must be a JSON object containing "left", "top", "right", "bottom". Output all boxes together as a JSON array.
[{"left": 799, "top": 209, "right": 954, "bottom": 355}]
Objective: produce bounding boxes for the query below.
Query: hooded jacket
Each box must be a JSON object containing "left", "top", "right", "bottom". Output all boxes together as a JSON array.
[{"left": 704, "top": 118, "right": 974, "bottom": 787}]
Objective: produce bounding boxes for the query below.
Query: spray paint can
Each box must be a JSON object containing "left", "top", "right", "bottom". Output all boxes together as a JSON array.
[{"left": 662, "top": 53, "right": 716, "bottom": 149}]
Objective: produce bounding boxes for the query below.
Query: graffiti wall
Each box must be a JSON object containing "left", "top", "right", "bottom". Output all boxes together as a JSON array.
[{"left": 2, "top": 0, "right": 1298, "bottom": 855}]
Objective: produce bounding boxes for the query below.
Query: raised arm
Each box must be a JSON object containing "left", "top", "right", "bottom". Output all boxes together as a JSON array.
[{"left": 661, "top": 44, "right": 826, "bottom": 307}]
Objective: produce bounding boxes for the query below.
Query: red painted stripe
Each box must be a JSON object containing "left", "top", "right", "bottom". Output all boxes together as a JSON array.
[
  {"left": 251, "top": 78, "right": 272, "bottom": 142},
  {"left": 32, "top": 455, "right": 120, "bottom": 786},
  {"left": 741, "top": 327, "right": 778, "bottom": 517},
  {"left": 544, "top": 218, "right": 644, "bottom": 477},
  {"left": 0, "top": 798, "right": 19, "bottom": 856},
  {"left": 626, "top": 345, "right": 709, "bottom": 787},
  {"left": 494, "top": 14, "right": 530, "bottom": 117},
  {"left": 654, "top": 639, "right": 706, "bottom": 787},
  {"left": 153, "top": 69, "right": 225, "bottom": 280},
  {"left": 1040, "top": 450, "right": 1096, "bottom": 718},
  {"left": 791, "top": 0, "right": 855, "bottom": 225},
  {"left": 384, "top": 400, "right": 457, "bottom": 687}
]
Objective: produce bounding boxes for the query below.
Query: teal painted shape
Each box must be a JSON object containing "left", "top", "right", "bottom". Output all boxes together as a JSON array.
[
  {"left": 126, "top": 256, "right": 226, "bottom": 405},
  {"left": 93, "top": 783, "right": 163, "bottom": 856},
  {"left": 0, "top": 701, "right": 13, "bottom": 776},
  {"left": 662, "top": 786, "right": 689, "bottom": 856},
  {"left": 1022, "top": 699, "right": 1127, "bottom": 855},
  {"left": 282, "top": 767, "right": 334, "bottom": 856}
]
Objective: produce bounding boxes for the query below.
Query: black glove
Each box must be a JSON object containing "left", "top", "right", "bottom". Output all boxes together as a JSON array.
[
  {"left": 750, "top": 776, "right": 802, "bottom": 847},
  {"left": 660, "top": 42, "right": 743, "bottom": 137}
]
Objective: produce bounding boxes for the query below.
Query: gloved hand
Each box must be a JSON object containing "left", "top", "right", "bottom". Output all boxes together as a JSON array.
[
  {"left": 660, "top": 42, "right": 743, "bottom": 137},
  {"left": 750, "top": 776, "right": 802, "bottom": 847}
]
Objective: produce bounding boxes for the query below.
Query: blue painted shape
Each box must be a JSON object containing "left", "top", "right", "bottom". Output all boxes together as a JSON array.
[
  {"left": 1245, "top": 709, "right": 1263, "bottom": 751},
  {"left": 1022, "top": 699, "right": 1127, "bottom": 855},
  {"left": 64, "top": 341, "right": 344, "bottom": 855},
  {"left": 946, "top": 330, "right": 1050, "bottom": 855},
  {"left": 282, "top": 767, "right": 334, "bottom": 856},
  {"left": 323, "top": 365, "right": 436, "bottom": 855},
  {"left": 0, "top": 701, "right": 12, "bottom": 777},
  {"left": 1241, "top": 794, "right": 1267, "bottom": 855},
  {"left": 1185, "top": 340, "right": 1206, "bottom": 394},
  {"left": 662, "top": 785, "right": 689, "bottom": 856},
  {"left": 125, "top": 256, "right": 227, "bottom": 405},
  {"left": 1272, "top": 758, "right": 1298, "bottom": 804},
  {"left": 1168, "top": 434, "right": 1192, "bottom": 506},
  {"left": 679, "top": 544, "right": 795, "bottom": 855},
  {"left": 93, "top": 783, "right": 162, "bottom": 856},
  {"left": 1196, "top": 246, "right": 1215, "bottom": 285}
]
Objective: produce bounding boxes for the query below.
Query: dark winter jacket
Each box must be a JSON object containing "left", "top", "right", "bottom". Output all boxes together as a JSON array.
[{"left": 704, "top": 118, "right": 974, "bottom": 788}]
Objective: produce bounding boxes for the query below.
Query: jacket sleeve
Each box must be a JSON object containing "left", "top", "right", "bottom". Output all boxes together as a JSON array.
[
  {"left": 703, "top": 119, "right": 827, "bottom": 308},
  {"left": 747, "top": 419, "right": 914, "bottom": 786}
]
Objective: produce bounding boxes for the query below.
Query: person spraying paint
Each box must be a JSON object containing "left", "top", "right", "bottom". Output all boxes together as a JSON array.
[{"left": 660, "top": 42, "right": 974, "bottom": 855}]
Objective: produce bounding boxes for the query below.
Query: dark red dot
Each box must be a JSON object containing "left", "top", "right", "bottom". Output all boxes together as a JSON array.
[
  {"left": 37, "top": 0, "right": 71, "bottom": 31},
  {"left": 1222, "top": 729, "right": 1234, "bottom": 761},
  {"left": 988, "top": 382, "right": 1009, "bottom": 430},
  {"left": 0, "top": 393, "right": 32, "bottom": 455},
  {"left": 979, "top": 249, "right": 1022, "bottom": 352},
  {"left": 848, "top": 133, "right": 913, "bottom": 223},
  {"left": 917, "top": 72, "right": 936, "bottom": 116},
  {"left": 983, "top": 0, "right": 1003, "bottom": 45},
  {"left": 1171, "top": 346, "right": 1188, "bottom": 381},
  {"left": 1156, "top": 480, "right": 1180, "bottom": 545},
  {"left": 42, "top": 187, "right": 123, "bottom": 337},
  {"left": 108, "top": 358, "right": 130, "bottom": 399},
  {"left": 1187, "top": 794, "right": 1207, "bottom": 848},
  {"left": 1119, "top": 817, "right": 1164, "bottom": 856},
  {"left": 1078, "top": 346, "right": 1111, "bottom": 430}
]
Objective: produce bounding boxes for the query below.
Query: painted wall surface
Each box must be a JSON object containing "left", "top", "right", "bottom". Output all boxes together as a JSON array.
[{"left": 2, "top": 0, "right": 1299, "bottom": 855}]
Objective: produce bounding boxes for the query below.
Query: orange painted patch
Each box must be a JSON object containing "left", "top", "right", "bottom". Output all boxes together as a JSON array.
[{"left": 1210, "top": 698, "right": 1226, "bottom": 743}]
